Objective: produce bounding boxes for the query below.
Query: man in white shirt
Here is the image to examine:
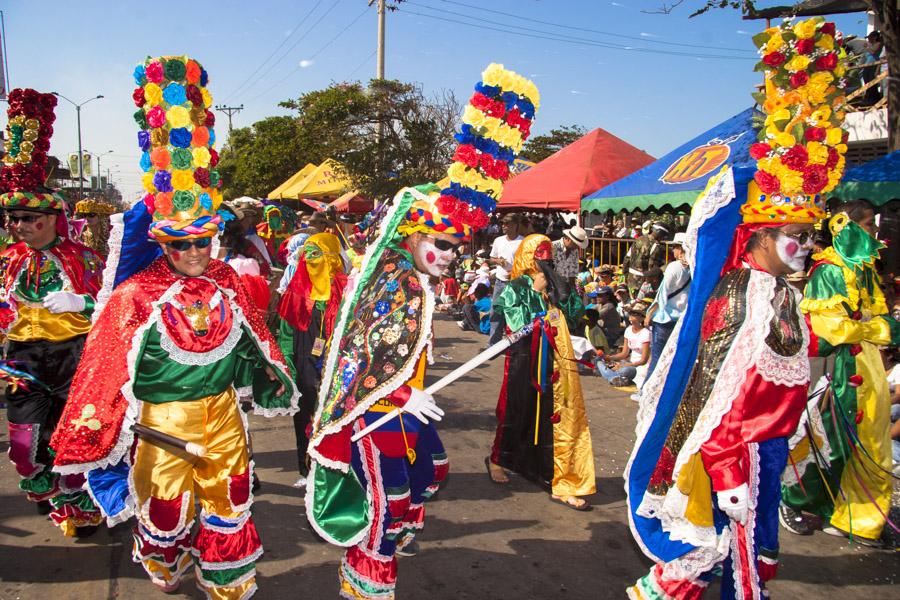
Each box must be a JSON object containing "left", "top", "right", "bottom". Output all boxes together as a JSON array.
[
  {"left": 487, "top": 213, "right": 524, "bottom": 344},
  {"left": 644, "top": 232, "right": 691, "bottom": 378}
]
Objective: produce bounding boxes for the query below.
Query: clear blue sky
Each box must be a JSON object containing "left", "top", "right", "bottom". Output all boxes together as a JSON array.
[{"left": 2, "top": 0, "right": 868, "bottom": 201}]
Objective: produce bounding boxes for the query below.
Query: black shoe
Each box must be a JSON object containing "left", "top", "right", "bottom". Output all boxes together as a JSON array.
[
  {"left": 778, "top": 503, "right": 812, "bottom": 535},
  {"left": 252, "top": 472, "right": 261, "bottom": 493},
  {"left": 36, "top": 500, "right": 52, "bottom": 515},
  {"left": 396, "top": 541, "right": 419, "bottom": 557},
  {"left": 75, "top": 525, "right": 99, "bottom": 538}
]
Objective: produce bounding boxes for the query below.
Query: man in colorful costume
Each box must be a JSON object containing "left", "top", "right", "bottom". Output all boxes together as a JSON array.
[
  {"left": 306, "top": 64, "right": 538, "bottom": 600},
  {"left": 487, "top": 234, "right": 596, "bottom": 509},
  {"left": 780, "top": 200, "right": 900, "bottom": 545},
  {"left": 626, "top": 17, "right": 850, "bottom": 598},
  {"left": 50, "top": 55, "right": 298, "bottom": 598},
  {"left": 75, "top": 198, "right": 117, "bottom": 259},
  {"left": 0, "top": 88, "right": 105, "bottom": 536},
  {"left": 277, "top": 231, "right": 348, "bottom": 487}
]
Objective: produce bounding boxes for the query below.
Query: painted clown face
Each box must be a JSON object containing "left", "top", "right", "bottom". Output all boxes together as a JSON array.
[
  {"left": 408, "top": 232, "right": 460, "bottom": 277},
  {"left": 774, "top": 225, "right": 814, "bottom": 273}
]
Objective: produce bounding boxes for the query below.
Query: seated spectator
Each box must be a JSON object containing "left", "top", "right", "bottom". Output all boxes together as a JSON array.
[
  {"left": 594, "top": 303, "right": 650, "bottom": 388},
  {"left": 886, "top": 349, "right": 900, "bottom": 477},
  {"left": 595, "top": 285, "right": 624, "bottom": 348},
  {"left": 458, "top": 284, "right": 491, "bottom": 334},
  {"left": 439, "top": 268, "right": 461, "bottom": 306},
  {"left": 583, "top": 308, "right": 610, "bottom": 355}
]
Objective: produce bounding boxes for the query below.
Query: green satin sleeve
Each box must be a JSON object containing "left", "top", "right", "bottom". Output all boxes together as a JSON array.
[
  {"left": 277, "top": 319, "right": 297, "bottom": 380},
  {"left": 805, "top": 263, "right": 848, "bottom": 303},
  {"left": 308, "top": 463, "right": 369, "bottom": 545},
  {"left": 495, "top": 276, "right": 546, "bottom": 333},
  {"left": 557, "top": 291, "right": 585, "bottom": 333}
]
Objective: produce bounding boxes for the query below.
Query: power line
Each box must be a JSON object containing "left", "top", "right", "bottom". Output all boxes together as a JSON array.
[
  {"left": 247, "top": 5, "right": 373, "bottom": 104},
  {"left": 349, "top": 49, "right": 377, "bottom": 79},
  {"left": 398, "top": 8, "right": 756, "bottom": 60},
  {"left": 225, "top": 1, "right": 326, "bottom": 101},
  {"left": 420, "top": 0, "right": 754, "bottom": 54},
  {"left": 231, "top": 0, "right": 344, "bottom": 102}
]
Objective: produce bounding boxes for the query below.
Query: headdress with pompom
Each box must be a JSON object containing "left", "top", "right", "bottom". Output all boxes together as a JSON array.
[{"left": 133, "top": 55, "right": 224, "bottom": 241}]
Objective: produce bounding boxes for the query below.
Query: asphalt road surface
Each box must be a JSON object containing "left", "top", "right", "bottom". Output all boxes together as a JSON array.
[{"left": 0, "top": 315, "right": 896, "bottom": 599}]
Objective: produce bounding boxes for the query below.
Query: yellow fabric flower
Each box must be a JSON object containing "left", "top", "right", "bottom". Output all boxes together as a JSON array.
[
  {"left": 210, "top": 188, "right": 223, "bottom": 210},
  {"left": 200, "top": 88, "right": 213, "bottom": 109},
  {"left": 775, "top": 132, "right": 796, "bottom": 147},
  {"left": 142, "top": 173, "right": 157, "bottom": 193},
  {"left": 192, "top": 146, "right": 211, "bottom": 169},
  {"left": 825, "top": 127, "right": 843, "bottom": 145},
  {"left": 834, "top": 63, "right": 846, "bottom": 77},
  {"left": 462, "top": 104, "right": 489, "bottom": 129},
  {"left": 806, "top": 141, "right": 828, "bottom": 165},
  {"left": 766, "top": 108, "right": 792, "bottom": 127},
  {"left": 171, "top": 169, "right": 195, "bottom": 191},
  {"left": 835, "top": 143, "right": 848, "bottom": 154},
  {"left": 144, "top": 83, "right": 163, "bottom": 106},
  {"left": 792, "top": 19, "right": 818, "bottom": 40},
  {"left": 816, "top": 34, "right": 834, "bottom": 51},
  {"left": 786, "top": 55, "right": 810, "bottom": 73},
  {"left": 166, "top": 105, "right": 191, "bottom": 129},
  {"left": 780, "top": 169, "right": 805, "bottom": 195},
  {"left": 765, "top": 33, "right": 785, "bottom": 54},
  {"left": 809, "top": 106, "right": 832, "bottom": 124}
]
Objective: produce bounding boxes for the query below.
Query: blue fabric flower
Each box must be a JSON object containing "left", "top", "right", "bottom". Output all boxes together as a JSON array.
[
  {"left": 162, "top": 83, "right": 187, "bottom": 106},
  {"left": 137, "top": 130, "right": 151, "bottom": 151},
  {"left": 385, "top": 280, "right": 399, "bottom": 292},
  {"left": 208, "top": 127, "right": 215, "bottom": 146},
  {"left": 169, "top": 128, "right": 192, "bottom": 148},
  {"left": 375, "top": 300, "right": 391, "bottom": 316},
  {"left": 200, "top": 68, "right": 209, "bottom": 87},
  {"left": 199, "top": 192, "right": 213, "bottom": 210},
  {"left": 153, "top": 171, "right": 173, "bottom": 193},
  {"left": 133, "top": 65, "right": 146, "bottom": 86},
  {"left": 139, "top": 151, "right": 152, "bottom": 172},
  {"left": 398, "top": 260, "right": 412, "bottom": 270}
]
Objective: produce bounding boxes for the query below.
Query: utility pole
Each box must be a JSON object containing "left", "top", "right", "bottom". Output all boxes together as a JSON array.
[
  {"left": 376, "top": 0, "right": 385, "bottom": 79},
  {"left": 214, "top": 104, "right": 244, "bottom": 134}
]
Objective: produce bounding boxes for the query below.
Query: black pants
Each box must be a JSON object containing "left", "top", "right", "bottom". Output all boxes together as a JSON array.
[
  {"left": 290, "top": 308, "right": 323, "bottom": 476},
  {"left": 6, "top": 336, "right": 86, "bottom": 467},
  {"left": 461, "top": 303, "right": 482, "bottom": 332}
]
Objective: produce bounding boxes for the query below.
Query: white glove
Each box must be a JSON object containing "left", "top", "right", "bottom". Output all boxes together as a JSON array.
[
  {"left": 42, "top": 291, "right": 86, "bottom": 314},
  {"left": 401, "top": 388, "right": 444, "bottom": 425},
  {"left": 716, "top": 483, "right": 750, "bottom": 524}
]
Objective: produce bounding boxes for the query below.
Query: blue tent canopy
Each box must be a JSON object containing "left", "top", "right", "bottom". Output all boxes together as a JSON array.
[
  {"left": 829, "top": 150, "right": 900, "bottom": 206},
  {"left": 582, "top": 108, "right": 759, "bottom": 213}
]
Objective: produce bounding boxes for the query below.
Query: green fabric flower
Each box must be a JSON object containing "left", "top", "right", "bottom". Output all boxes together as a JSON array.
[
  {"left": 173, "top": 190, "right": 196, "bottom": 211},
  {"left": 171, "top": 147, "right": 193, "bottom": 170},
  {"left": 164, "top": 58, "right": 186, "bottom": 81},
  {"left": 133, "top": 109, "right": 148, "bottom": 129}
]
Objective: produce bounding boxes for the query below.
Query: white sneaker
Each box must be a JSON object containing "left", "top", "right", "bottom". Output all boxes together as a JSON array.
[
  {"left": 292, "top": 476, "right": 307, "bottom": 489},
  {"left": 630, "top": 392, "right": 641, "bottom": 402},
  {"left": 456, "top": 320, "right": 466, "bottom": 330}
]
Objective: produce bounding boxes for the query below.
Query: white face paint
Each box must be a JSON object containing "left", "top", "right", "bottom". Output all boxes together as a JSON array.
[
  {"left": 775, "top": 233, "right": 810, "bottom": 272},
  {"left": 411, "top": 235, "right": 457, "bottom": 277}
]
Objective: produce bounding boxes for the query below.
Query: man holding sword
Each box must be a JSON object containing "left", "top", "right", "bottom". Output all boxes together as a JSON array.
[{"left": 306, "top": 64, "right": 538, "bottom": 600}]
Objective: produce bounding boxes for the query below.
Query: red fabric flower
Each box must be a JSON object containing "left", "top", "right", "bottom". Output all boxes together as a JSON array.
[
  {"left": 855, "top": 409, "right": 864, "bottom": 423},
  {"left": 795, "top": 38, "right": 815, "bottom": 55},
  {"left": 145, "top": 61, "right": 164, "bottom": 83},
  {"left": 762, "top": 52, "right": 786, "bottom": 67},
  {"left": 826, "top": 147, "right": 840, "bottom": 169},
  {"left": 701, "top": 295, "right": 730, "bottom": 341},
  {"left": 820, "top": 22, "right": 836, "bottom": 37},
  {"left": 142, "top": 193, "right": 156, "bottom": 212},
  {"left": 132, "top": 87, "right": 146, "bottom": 107},
  {"left": 804, "top": 127, "right": 826, "bottom": 142},
  {"left": 205, "top": 110, "right": 216, "bottom": 127},
  {"left": 782, "top": 145, "right": 809, "bottom": 171},
  {"left": 146, "top": 105, "right": 166, "bottom": 129},
  {"left": 436, "top": 195, "right": 458, "bottom": 215},
  {"left": 485, "top": 98, "right": 506, "bottom": 118},
  {"left": 453, "top": 144, "right": 480, "bottom": 168},
  {"left": 754, "top": 170, "right": 781, "bottom": 194},
  {"left": 814, "top": 53, "right": 838, "bottom": 71},
  {"left": 209, "top": 148, "right": 219, "bottom": 167},
  {"left": 790, "top": 71, "right": 809, "bottom": 88},
  {"left": 194, "top": 168, "right": 210, "bottom": 187},
  {"left": 749, "top": 143, "right": 772, "bottom": 160},
  {"left": 185, "top": 85, "right": 203, "bottom": 106},
  {"left": 550, "top": 411, "right": 561, "bottom": 424},
  {"left": 848, "top": 374, "right": 863, "bottom": 388},
  {"left": 849, "top": 344, "right": 862, "bottom": 356},
  {"left": 802, "top": 164, "right": 828, "bottom": 194}
]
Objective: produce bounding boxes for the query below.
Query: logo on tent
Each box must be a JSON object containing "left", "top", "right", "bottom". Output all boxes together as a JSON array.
[{"left": 659, "top": 133, "right": 746, "bottom": 185}]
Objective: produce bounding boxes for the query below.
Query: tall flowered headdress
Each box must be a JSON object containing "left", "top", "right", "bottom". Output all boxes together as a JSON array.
[
  {"left": 397, "top": 63, "right": 539, "bottom": 240},
  {"left": 133, "top": 55, "right": 223, "bottom": 241},
  {"left": 744, "top": 17, "right": 847, "bottom": 224},
  {"left": 75, "top": 199, "right": 117, "bottom": 215},
  {"left": 0, "top": 88, "right": 63, "bottom": 213}
]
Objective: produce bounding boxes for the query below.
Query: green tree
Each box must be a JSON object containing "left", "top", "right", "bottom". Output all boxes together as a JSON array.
[
  {"left": 520, "top": 125, "right": 587, "bottom": 162},
  {"left": 280, "top": 79, "right": 461, "bottom": 200},
  {"left": 217, "top": 116, "right": 313, "bottom": 199}
]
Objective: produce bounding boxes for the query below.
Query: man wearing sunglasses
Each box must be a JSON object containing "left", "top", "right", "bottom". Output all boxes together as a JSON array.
[
  {"left": 1, "top": 200, "right": 106, "bottom": 537},
  {"left": 51, "top": 55, "right": 298, "bottom": 599}
]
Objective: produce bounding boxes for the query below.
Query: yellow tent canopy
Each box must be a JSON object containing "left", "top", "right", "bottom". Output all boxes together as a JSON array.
[
  {"left": 268, "top": 163, "right": 317, "bottom": 199},
  {"left": 287, "top": 159, "right": 352, "bottom": 199}
]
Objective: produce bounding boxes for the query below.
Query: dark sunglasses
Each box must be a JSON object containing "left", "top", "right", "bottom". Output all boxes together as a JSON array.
[
  {"left": 780, "top": 230, "right": 812, "bottom": 245},
  {"left": 7, "top": 214, "right": 47, "bottom": 224},
  {"left": 425, "top": 236, "right": 459, "bottom": 252},
  {"left": 166, "top": 238, "right": 213, "bottom": 251}
]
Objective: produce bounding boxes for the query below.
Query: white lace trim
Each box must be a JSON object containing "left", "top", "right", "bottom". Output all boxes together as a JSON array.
[
  {"left": 199, "top": 509, "right": 252, "bottom": 535},
  {"left": 659, "top": 529, "right": 731, "bottom": 583},
  {"left": 195, "top": 565, "right": 257, "bottom": 591},
  {"left": 228, "top": 458, "right": 255, "bottom": 514},
  {"left": 304, "top": 461, "right": 366, "bottom": 548},
  {"left": 192, "top": 546, "right": 264, "bottom": 571},
  {"left": 82, "top": 471, "right": 135, "bottom": 527},
  {"left": 92, "top": 211, "right": 125, "bottom": 324},
  {"left": 156, "top": 289, "right": 244, "bottom": 366},
  {"left": 359, "top": 432, "right": 386, "bottom": 557},
  {"left": 670, "top": 270, "right": 775, "bottom": 484},
  {"left": 756, "top": 287, "right": 809, "bottom": 387},
  {"left": 683, "top": 167, "right": 736, "bottom": 272},
  {"left": 135, "top": 489, "right": 193, "bottom": 541},
  {"left": 308, "top": 268, "right": 435, "bottom": 470}
]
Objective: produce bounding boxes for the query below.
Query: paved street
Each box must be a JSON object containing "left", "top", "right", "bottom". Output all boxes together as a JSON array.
[{"left": 0, "top": 315, "right": 897, "bottom": 599}]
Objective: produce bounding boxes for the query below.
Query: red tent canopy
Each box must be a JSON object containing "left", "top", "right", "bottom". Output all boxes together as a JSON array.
[{"left": 499, "top": 128, "right": 655, "bottom": 211}]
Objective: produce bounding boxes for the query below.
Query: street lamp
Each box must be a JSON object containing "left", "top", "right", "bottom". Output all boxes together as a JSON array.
[
  {"left": 51, "top": 92, "right": 104, "bottom": 201},
  {"left": 83, "top": 149, "right": 114, "bottom": 192}
]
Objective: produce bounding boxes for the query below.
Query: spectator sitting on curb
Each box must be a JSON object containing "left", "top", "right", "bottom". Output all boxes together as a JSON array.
[
  {"left": 594, "top": 302, "right": 650, "bottom": 389},
  {"left": 458, "top": 283, "right": 492, "bottom": 334}
]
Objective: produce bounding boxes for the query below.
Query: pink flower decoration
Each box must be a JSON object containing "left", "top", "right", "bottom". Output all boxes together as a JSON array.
[{"left": 145, "top": 61, "right": 164, "bottom": 83}]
